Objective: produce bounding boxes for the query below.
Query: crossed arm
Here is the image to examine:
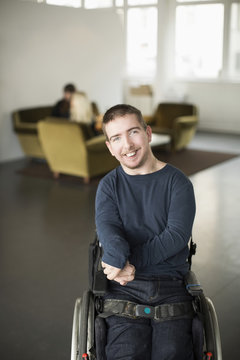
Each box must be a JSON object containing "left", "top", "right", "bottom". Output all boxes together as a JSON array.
[{"left": 96, "top": 177, "right": 195, "bottom": 286}]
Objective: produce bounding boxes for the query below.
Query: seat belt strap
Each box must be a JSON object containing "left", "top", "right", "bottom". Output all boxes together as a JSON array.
[{"left": 99, "top": 299, "right": 195, "bottom": 321}]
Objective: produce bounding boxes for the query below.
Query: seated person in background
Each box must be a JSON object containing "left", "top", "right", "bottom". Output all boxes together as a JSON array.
[
  {"left": 70, "top": 91, "right": 93, "bottom": 125},
  {"left": 52, "top": 83, "right": 76, "bottom": 118}
]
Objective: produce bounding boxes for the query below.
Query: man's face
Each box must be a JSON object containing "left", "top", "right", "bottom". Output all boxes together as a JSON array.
[
  {"left": 105, "top": 114, "right": 152, "bottom": 175},
  {"left": 64, "top": 91, "right": 72, "bottom": 102}
]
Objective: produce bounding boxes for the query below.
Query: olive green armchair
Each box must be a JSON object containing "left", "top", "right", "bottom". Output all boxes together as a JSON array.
[
  {"left": 149, "top": 103, "right": 198, "bottom": 151},
  {"left": 37, "top": 118, "right": 118, "bottom": 183}
]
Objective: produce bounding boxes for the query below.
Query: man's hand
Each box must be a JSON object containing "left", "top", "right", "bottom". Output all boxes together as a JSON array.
[
  {"left": 101, "top": 262, "right": 122, "bottom": 280},
  {"left": 114, "top": 262, "right": 136, "bottom": 285},
  {"left": 102, "top": 261, "right": 136, "bottom": 286}
]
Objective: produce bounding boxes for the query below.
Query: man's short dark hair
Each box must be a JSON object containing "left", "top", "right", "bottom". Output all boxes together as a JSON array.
[
  {"left": 102, "top": 104, "right": 147, "bottom": 139},
  {"left": 64, "top": 83, "right": 76, "bottom": 93}
]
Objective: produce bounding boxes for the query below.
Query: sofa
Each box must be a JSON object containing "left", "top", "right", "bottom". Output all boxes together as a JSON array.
[
  {"left": 37, "top": 118, "right": 118, "bottom": 183},
  {"left": 12, "top": 106, "right": 53, "bottom": 159},
  {"left": 147, "top": 103, "right": 198, "bottom": 151}
]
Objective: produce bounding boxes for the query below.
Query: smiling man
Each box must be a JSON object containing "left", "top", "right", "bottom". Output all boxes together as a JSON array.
[
  {"left": 104, "top": 112, "right": 163, "bottom": 175},
  {"left": 95, "top": 104, "right": 196, "bottom": 360}
]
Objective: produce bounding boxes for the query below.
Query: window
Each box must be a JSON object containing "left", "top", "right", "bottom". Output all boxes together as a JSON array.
[
  {"left": 229, "top": 2, "right": 240, "bottom": 78},
  {"left": 128, "top": 0, "right": 157, "bottom": 5},
  {"left": 84, "top": 0, "right": 113, "bottom": 9},
  {"left": 127, "top": 6, "right": 158, "bottom": 77},
  {"left": 175, "top": 0, "right": 240, "bottom": 81},
  {"left": 176, "top": 0, "right": 210, "bottom": 2},
  {"left": 46, "top": 0, "right": 81, "bottom": 7},
  {"left": 116, "top": 0, "right": 124, "bottom": 6},
  {"left": 175, "top": 3, "right": 224, "bottom": 78}
]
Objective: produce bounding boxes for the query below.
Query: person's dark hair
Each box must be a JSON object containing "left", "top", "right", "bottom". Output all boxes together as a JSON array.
[
  {"left": 102, "top": 104, "right": 147, "bottom": 138},
  {"left": 64, "top": 83, "right": 76, "bottom": 93}
]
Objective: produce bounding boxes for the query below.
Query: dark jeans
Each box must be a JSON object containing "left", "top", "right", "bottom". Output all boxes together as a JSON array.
[{"left": 104, "top": 275, "right": 194, "bottom": 360}]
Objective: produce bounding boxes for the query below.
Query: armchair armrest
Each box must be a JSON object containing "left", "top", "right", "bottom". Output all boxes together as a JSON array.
[
  {"left": 173, "top": 115, "right": 198, "bottom": 151},
  {"left": 12, "top": 106, "right": 53, "bottom": 134},
  {"left": 13, "top": 112, "right": 38, "bottom": 134},
  {"left": 174, "top": 115, "right": 198, "bottom": 129},
  {"left": 86, "top": 135, "right": 108, "bottom": 152},
  {"left": 150, "top": 126, "right": 173, "bottom": 136}
]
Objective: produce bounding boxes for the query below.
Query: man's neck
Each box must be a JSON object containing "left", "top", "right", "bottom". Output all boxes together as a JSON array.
[{"left": 121, "top": 156, "right": 166, "bottom": 176}]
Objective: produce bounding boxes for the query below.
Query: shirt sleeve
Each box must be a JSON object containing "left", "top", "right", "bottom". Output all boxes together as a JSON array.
[
  {"left": 130, "top": 180, "right": 196, "bottom": 268},
  {"left": 95, "top": 178, "right": 130, "bottom": 269}
]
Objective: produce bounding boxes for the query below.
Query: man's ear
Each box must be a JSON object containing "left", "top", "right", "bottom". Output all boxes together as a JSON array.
[
  {"left": 146, "top": 125, "right": 152, "bottom": 143},
  {"left": 105, "top": 140, "right": 115, "bottom": 156}
]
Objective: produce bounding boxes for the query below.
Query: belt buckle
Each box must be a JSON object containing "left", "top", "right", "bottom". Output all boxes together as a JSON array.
[{"left": 135, "top": 304, "right": 155, "bottom": 318}]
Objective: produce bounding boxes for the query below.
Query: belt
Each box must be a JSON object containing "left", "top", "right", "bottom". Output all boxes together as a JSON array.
[{"left": 99, "top": 299, "right": 195, "bottom": 322}]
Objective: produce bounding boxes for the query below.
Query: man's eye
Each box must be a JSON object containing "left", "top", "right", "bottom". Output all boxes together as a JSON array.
[
  {"left": 112, "top": 137, "right": 120, "bottom": 142},
  {"left": 129, "top": 130, "right": 138, "bottom": 136}
]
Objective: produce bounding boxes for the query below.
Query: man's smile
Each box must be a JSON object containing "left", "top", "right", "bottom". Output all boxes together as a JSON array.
[
  {"left": 122, "top": 149, "right": 140, "bottom": 158},
  {"left": 125, "top": 151, "right": 137, "bottom": 157}
]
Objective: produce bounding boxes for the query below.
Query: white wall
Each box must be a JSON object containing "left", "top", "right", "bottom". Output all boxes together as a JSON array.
[{"left": 0, "top": 0, "right": 124, "bottom": 162}]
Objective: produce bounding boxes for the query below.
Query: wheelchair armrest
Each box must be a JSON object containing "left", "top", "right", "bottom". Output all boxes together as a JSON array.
[
  {"left": 89, "top": 237, "right": 108, "bottom": 295},
  {"left": 184, "top": 271, "right": 203, "bottom": 296}
]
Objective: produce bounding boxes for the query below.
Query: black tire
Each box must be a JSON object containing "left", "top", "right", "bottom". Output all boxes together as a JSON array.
[
  {"left": 205, "top": 297, "right": 222, "bottom": 360},
  {"left": 79, "top": 290, "right": 91, "bottom": 355},
  {"left": 86, "top": 292, "right": 95, "bottom": 356},
  {"left": 71, "top": 298, "right": 82, "bottom": 360},
  {"left": 201, "top": 294, "right": 222, "bottom": 360}
]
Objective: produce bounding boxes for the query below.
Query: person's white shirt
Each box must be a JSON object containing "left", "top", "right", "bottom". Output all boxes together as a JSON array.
[{"left": 70, "top": 91, "right": 93, "bottom": 124}]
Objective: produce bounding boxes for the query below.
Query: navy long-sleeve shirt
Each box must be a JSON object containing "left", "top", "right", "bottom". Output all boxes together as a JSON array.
[{"left": 95, "top": 164, "right": 196, "bottom": 278}]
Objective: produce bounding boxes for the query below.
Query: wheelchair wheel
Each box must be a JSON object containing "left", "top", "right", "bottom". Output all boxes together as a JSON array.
[
  {"left": 202, "top": 295, "right": 222, "bottom": 360},
  {"left": 71, "top": 297, "right": 81, "bottom": 360},
  {"left": 205, "top": 297, "right": 222, "bottom": 360},
  {"left": 71, "top": 290, "right": 95, "bottom": 360}
]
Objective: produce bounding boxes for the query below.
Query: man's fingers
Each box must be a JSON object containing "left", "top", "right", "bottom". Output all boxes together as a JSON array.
[
  {"left": 102, "top": 263, "right": 121, "bottom": 280},
  {"left": 114, "top": 273, "right": 135, "bottom": 282},
  {"left": 121, "top": 264, "right": 136, "bottom": 276},
  {"left": 104, "top": 270, "right": 119, "bottom": 280},
  {"left": 101, "top": 261, "right": 135, "bottom": 283},
  {"left": 120, "top": 281, "right": 128, "bottom": 286}
]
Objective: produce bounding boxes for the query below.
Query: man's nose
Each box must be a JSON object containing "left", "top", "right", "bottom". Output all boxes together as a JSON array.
[{"left": 123, "top": 135, "right": 133, "bottom": 148}]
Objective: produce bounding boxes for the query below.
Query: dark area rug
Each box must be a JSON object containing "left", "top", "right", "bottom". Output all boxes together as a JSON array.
[
  {"left": 16, "top": 149, "right": 238, "bottom": 185},
  {"left": 154, "top": 148, "right": 238, "bottom": 176}
]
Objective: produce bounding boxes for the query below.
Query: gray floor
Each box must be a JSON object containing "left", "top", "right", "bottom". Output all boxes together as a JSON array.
[
  {"left": 0, "top": 131, "right": 240, "bottom": 360},
  {"left": 189, "top": 132, "right": 240, "bottom": 358}
]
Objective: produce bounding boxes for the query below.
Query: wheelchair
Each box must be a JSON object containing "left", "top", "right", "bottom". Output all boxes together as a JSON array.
[{"left": 70, "top": 238, "right": 222, "bottom": 360}]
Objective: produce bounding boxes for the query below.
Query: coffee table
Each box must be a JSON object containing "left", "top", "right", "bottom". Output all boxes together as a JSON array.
[{"left": 150, "top": 133, "right": 171, "bottom": 150}]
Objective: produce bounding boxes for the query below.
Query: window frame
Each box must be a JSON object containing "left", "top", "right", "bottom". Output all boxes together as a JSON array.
[{"left": 173, "top": 0, "right": 240, "bottom": 82}]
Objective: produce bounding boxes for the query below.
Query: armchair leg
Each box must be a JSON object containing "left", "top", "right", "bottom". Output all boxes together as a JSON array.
[
  {"left": 53, "top": 172, "right": 60, "bottom": 179},
  {"left": 83, "top": 176, "right": 90, "bottom": 184}
]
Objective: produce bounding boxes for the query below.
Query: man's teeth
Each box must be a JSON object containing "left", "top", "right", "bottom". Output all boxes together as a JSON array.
[{"left": 126, "top": 152, "right": 136, "bottom": 157}]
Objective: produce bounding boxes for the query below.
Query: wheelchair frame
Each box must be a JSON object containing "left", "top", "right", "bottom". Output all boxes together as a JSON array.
[{"left": 71, "top": 239, "right": 222, "bottom": 360}]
